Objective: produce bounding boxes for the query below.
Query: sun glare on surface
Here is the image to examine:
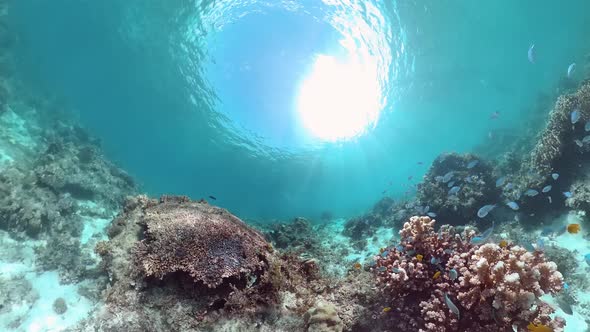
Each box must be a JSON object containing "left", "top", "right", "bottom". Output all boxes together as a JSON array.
[{"left": 297, "top": 54, "right": 382, "bottom": 141}]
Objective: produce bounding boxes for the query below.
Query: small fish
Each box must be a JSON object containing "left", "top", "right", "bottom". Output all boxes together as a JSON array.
[
  {"left": 208, "top": 195, "right": 217, "bottom": 200},
  {"left": 567, "top": 223, "right": 581, "bottom": 234},
  {"left": 424, "top": 205, "right": 430, "bottom": 213},
  {"left": 548, "top": 196, "right": 552, "bottom": 204},
  {"left": 464, "top": 176, "right": 473, "bottom": 183},
  {"left": 536, "top": 238, "right": 545, "bottom": 251},
  {"left": 504, "top": 182, "right": 514, "bottom": 190},
  {"left": 528, "top": 44, "right": 536, "bottom": 63},
  {"left": 583, "top": 135, "right": 590, "bottom": 144},
  {"left": 447, "top": 181, "right": 455, "bottom": 188},
  {"left": 567, "top": 62, "right": 576, "bottom": 78},
  {"left": 433, "top": 271, "right": 441, "bottom": 279},
  {"left": 382, "top": 190, "right": 387, "bottom": 194},
  {"left": 395, "top": 245, "right": 404, "bottom": 252},
  {"left": 444, "top": 293, "right": 460, "bottom": 319},
  {"left": 524, "top": 189, "right": 539, "bottom": 197},
  {"left": 585, "top": 121, "right": 590, "bottom": 132},
  {"left": 522, "top": 242, "right": 535, "bottom": 252},
  {"left": 584, "top": 253, "right": 590, "bottom": 266},
  {"left": 443, "top": 249, "right": 454, "bottom": 254},
  {"left": 353, "top": 262, "right": 362, "bottom": 270},
  {"left": 506, "top": 201, "right": 519, "bottom": 210},
  {"left": 499, "top": 240, "right": 508, "bottom": 248},
  {"left": 541, "top": 227, "right": 554, "bottom": 236},
  {"left": 408, "top": 175, "right": 413, "bottom": 181},
  {"left": 416, "top": 254, "right": 424, "bottom": 262},
  {"left": 563, "top": 282, "right": 569, "bottom": 291},
  {"left": 377, "top": 266, "right": 387, "bottom": 272},
  {"left": 563, "top": 191, "right": 573, "bottom": 198},
  {"left": 442, "top": 171, "right": 454, "bottom": 183},
  {"left": 495, "top": 176, "right": 506, "bottom": 187},
  {"left": 467, "top": 160, "right": 479, "bottom": 169},
  {"left": 571, "top": 110, "right": 581, "bottom": 124},
  {"left": 448, "top": 186, "right": 461, "bottom": 196},
  {"left": 471, "top": 223, "right": 495, "bottom": 244},
  {"left": 391, "top": 267, "right": 401, "bottom": 273},
  {"left": 435, "top": 176, "right": 444, "bottom": 182},
  {"left": 449, "top": 269, "right": 458, "bottom": 281},
  {"left": 381, "top": 250, "right": 389, "bottom": 258},
  {"left": 557, "top": 298, "right": 573, "bottom": 315},
  {"left": 430, "top": 257, "right": 440, "bottom": 265},
  {"left": 490, "top": 111, "right": 500, "bottom": 120},
  {"left": 427, "top": 212, "right": 437, "bottom": 218},
  {"left": 417, "top": 161, "right": 423, "bottom": 165},
  {"left": 552, "top": 173, "right": 559, "bottom": 180},
  {"left": 542, "top": 185, "right": 552, "bottom": 193},
  {"left": 527, "top": 323, "right": 552, "bottom": 332},
  {"left": 382, "top": 307, "right": 392, "bottom": 313},
  {"left": 574, "top": 139, "right": 583, "bottom": 147},
  {"left": 477, "top": 204, "right": 496, "bottom": 218}
]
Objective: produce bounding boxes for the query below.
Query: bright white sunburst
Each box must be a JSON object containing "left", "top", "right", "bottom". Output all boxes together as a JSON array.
[{"left": 296, "top": 54, "right": 382, "bottom": 142}]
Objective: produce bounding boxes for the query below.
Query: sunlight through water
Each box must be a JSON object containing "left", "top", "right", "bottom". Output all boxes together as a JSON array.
[{"left": 297, "top": 52, "right": 382, "bottom": 141}]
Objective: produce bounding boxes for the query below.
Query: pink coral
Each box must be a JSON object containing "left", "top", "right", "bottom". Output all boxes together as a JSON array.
[{"left": 373, "top": 216, "right": 565, "bottom": 332}]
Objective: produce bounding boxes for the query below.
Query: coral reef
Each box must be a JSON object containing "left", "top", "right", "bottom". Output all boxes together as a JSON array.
[
  {"left": 266, "top": 217, "right": 318, "bottom": 250},
  {"left": 134, "top": 195, "right": 271, "bottom": 288},
  {"left": 525, "top": 82, "right": 590, "bottom": 189},
  {"left": 372, "top": 216, "right": 565, "bottom": 332},
  {"left": 416, "top": 153, "right": 500, "bottom": 225},
  {"left": 304, "top": 302, "right": 344, "bottom": 332}
]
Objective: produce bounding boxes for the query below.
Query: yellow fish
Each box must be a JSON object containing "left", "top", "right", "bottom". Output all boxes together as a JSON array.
[
  {"left": 433, "top": 271, "right": 441, "bottom": 279},
  {"left": 567, "top": 223, "right": 581, "bottom": 234},
  {"left": 416, "top": 254, "right": 423, "bottom": 262},
  {"left": 382, "top": 307, "right": 392, "bottom": 313},
  {"left": 499, "top": 240, "right": 508, "bottom": 248},
  {"left": 353, "top": 262, "right": 362, "bottom": 270},
  {"left": 527, "top": 322, "right": 553, "bottom": 332}
]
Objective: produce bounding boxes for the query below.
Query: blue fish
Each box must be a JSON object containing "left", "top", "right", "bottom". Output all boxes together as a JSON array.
[
  {"left": 381, "top": 250, "right": 390, "bottom": 257},
  {"left": 571, "top": 110, "right": 581, "bottom": 124},
  {"left": 430, "top": 257, "right": 440, "bottom": 265},
  {"left": 449, "top": 269, "right": 458, "bottom": 281},
  {"left": 524, "top": 189, "right": 539, "bottom": 197},
  {"left": 395, "top": 245, "right": 404, "bottom": 252},
  {"left": 435, "top": 176, "right": 444, "bottom": 182},
  {"left": 585, "top": 253, "right": 590, "bottom": 267},
  {"left": 536, "top": 238, "right": 545, "bottom": 251},
  {"left": 467, "top": 160, "right": 479, "bottom": 169},
  {"left": 506, "top": 201, "right": 519, "bottom": 210},
  {"left": 391, "top": 268, "right": 401, "bottom": 273},
  {"left": 504, "top": 182, "right": 514, "bottom": 190},
  {"left": 377, "top": 266, "right": 387, "bottom": 272},
  {"left": 563, "top": 282, "right": 569, "bottom": 291},
  {"left": 542, "top": 185, "right": 552, "bottom": 193},
  {"left": 585, "top": 121, "right": 590, "bottom": 132},
  {"left": 495, "top": 176, "right": 506, "bottom": 187},
  {"left": 471, "top": 223, "right": 494, "bottom": 244},
  {"left": 567, "top": 63, "right": 576, "bottom": 78},
  {"left": 552, "top": 173, "right": 559, "bottom": 180},
  {"left": 448, "top": 186, "right": 461, "bottom": 196},
  {"left": 427, "top": 212, "right": 437, "bottom": 218},
  {"left": 521, "top": 242, "right": 535, "bottom": 252},
  {"left": 563, "top": 191, "right": 573, "bottom": 198},
  {"left": 443, "top": 249, "right": 454, "bottom": 254},
  {"left": 575, "top": 139, "right": 583, "bottom": 147},
  {"left": 442, "top": 171, "right": 454, "bottom": 183},
  {"left": 583, "top": 135, "right": 590, "bottom": 144},
  {"left": 528, "top": 44, "right": 536, "bottom": 63},
  {"left": 448, "top": 181, "right": 455, "bottom": 188},
  {"left": 444, "top": 293, "right": 460, "bottom": 319},
  {"left": 477, "top": 204, "right": 496, "bottom": 218}
]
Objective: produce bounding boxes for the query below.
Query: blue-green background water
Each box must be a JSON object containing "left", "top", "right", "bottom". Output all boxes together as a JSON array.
[{"left": 9, "top": 0, "right": 590, "bottom": 220}]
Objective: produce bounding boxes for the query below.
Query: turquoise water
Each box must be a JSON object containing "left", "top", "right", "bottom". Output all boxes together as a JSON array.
[
  {"left": 3, "top": 1, "right": 590, "bottom": 331},
  {"left": 10, "top": 0, "right": 590, "bottom": 220}
]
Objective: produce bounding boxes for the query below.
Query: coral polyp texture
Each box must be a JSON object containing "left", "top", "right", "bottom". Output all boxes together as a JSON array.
[
  {"left": 134, "top": 195, "right": 271, "bottom": 288},
  {"left": 373, "top": 216, "right": 565, "bottom": 332}
]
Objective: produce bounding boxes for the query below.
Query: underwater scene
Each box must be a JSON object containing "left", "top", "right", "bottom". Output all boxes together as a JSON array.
[{"left": 2, "top": 0, "right": 590, "bottom": 331}]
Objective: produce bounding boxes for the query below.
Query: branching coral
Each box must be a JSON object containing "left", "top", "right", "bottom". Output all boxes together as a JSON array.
[{"left": 373, "top": 216, "right": 565, "bottom": 332}]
